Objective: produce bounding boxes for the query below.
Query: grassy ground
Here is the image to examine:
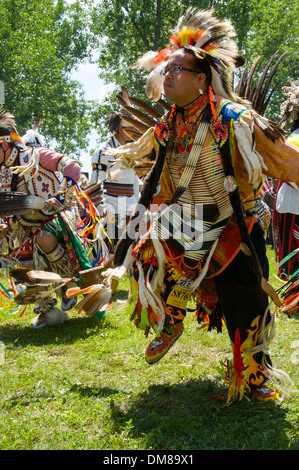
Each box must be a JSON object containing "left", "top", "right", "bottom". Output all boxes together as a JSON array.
[{"left": 0, "top": 246, "right": 298, "bottom": 450}]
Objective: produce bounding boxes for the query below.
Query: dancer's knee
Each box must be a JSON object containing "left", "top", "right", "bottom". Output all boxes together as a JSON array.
[{"left": 36, "top": 231, "right": 58, "bottom": 253}]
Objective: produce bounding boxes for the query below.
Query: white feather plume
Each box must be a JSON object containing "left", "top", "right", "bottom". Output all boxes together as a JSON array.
[
  {"left": 233, "top": 117, "right": 268, "bottom": 188},
  {"left": 22, "top": 128, "right": 45, "bottom": 147},
  {"left": 133, "top": 51, "right": 159, "bottom": 72},
  {"left": 146, "top": 62, "right": 165, "bottom": 101}
]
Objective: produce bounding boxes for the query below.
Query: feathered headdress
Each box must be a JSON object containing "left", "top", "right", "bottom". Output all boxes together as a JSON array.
[
  {"left": 280, "top": 80, "right": 299, "bottom": 127},
  {"left": 0, "top": 108, "right": 27, "bottom": 150},
  {"left": 22, "top": 128, "right": 45, "bottom": 147},
  {"left": 134, "top": 8, "right": 245, "bottom": 103},
  {"left": 106, "top": 109, "right": 135, "bottom": 135},
  {"left": 22, "top": 115, "right": 45, "bottom": 147}
]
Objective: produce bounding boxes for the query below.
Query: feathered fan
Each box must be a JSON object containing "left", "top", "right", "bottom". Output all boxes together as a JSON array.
[
  {"left": 10, "top": 267, "right": 72, "bottom": 285},
  {"left": 235, "top": 51, "right": 288, "bottom": 116},
  {"left": 10, "top": 257, "right": 114, "bottom": 289},
  {"left": 21, "top": 114, "right": 46, "bottom": 148},
  {"left": 10, "top": 257, "right": 116, "bottom": 315},
  {"left": 14, "top": 288, "right": 52, "bottom": 305},
  {"left": 80, "top": 182, "right": 104, "bottom": 210},
  {"left": 0, "top": 192, "right": 45, "bottom": 217},
  {"left": 66, "top": 284, "right": 113, "bottom": 316}
]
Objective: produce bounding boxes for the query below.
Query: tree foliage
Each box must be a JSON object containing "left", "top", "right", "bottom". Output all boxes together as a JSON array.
[
  {"left": 0, "top": 0, "right": 97, "bottom": 158},
  {"left": 215, "top": 0, "right": 299, "bottom": 119},
  {"left": 90, "top": 0, "right": 209, "bottom": 134},
  {"left": 0, "top": 0, "right": 297, "bottom": 154},
  {"left": 91, "top": 0, "right": 298, "bottom": 135}
]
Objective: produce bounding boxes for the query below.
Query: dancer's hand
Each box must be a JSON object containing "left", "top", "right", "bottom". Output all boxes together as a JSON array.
[{"left": 44, "top": 197, "right": 63, "bottom": 213}]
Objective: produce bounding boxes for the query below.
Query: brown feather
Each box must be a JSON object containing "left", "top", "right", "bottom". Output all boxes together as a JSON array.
[
  {"left": 66, "top": 286, "right": 94, "bottom": 298},
  {"left": 123, "top": 128, "right": 143, "bottom": 141},
  {"left": 75, "top": 290, "right": 97, "bottom": 315},
  {"left": 116, "top": 94, "right": 129, "bottom": 108},
  {"left": 261, "top": 277, "right": 282, "bottom": 307},
  {"left": 0, "top": 192, "right": 44, "bottom": 217},
  {"left": 14, "top": 287, "right": 51, "bottom": 305},
  {"left": 234, "top": 65, "right": 249, "bottom": 97},
  {"left": 82, "top": 288, "right": 112, "bottom": 316},
  {"left": 81, "top": 182, "right": 103, "bottom": 208},
  {"left": 157, "top": 98, "right": 171, "bottom": 111},
  {"left": 74, "top": 286, "right": 112, "bottom": 316},
  {"left": 120, "top": 115, "right": 149, "bottom": 133},
  {"left": 235, "top": 52, "right": 287, "bottom": 115},
  {"left": 121, "top": 105, "right": 157, "bottom": 127},
  {"left": 10, "top": 267, "right": 70, "bottom": 285},
  {"left": 258, "top": 52, "right": 288, "bottom": 113},
  {"left": 251, "top": 52, "right": 279, "bottom": 112},
  {"left": 120, "top": 86, "right": 130, "bottom": 104},
  {"left": 116, "top": 86, "right": 131, "bottom": 107},
  {"left": 133, "top": 162, "right": 154, "bottom": 178},
  {"left": 32, "top": 114, "right": 43, "bottom": 131},
  {"left": 83, "top": 182, "right": 103, "bottom": 198},
  {"left": 243, "top": 56, "right": 261, "bottom": 99},
  {"left": 128, "top": 96, "right": 163, "bottom": 119}
]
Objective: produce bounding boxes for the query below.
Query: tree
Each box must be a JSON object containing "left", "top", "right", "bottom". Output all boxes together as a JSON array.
[
  {"left": 215, "top": 0, "right": 299, "bottom": 120},
  {"left": 89, "top": 0, "right": 209, "bottom": 137},
  {"left": 0, "top": 0, "right": 98, "bottom": 159},
  {"left": 91, "top": 0, "right": 298, "bottom": 132}
]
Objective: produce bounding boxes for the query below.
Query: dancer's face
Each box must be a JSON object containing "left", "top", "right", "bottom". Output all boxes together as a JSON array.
[{"left": 163, "top": 50, "right": 207, "bottom": 107}]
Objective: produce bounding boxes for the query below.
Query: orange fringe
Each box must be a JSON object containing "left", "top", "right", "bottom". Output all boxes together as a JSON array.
[{"left": 208, "top": 85, "right": 217, "bottom": 121}]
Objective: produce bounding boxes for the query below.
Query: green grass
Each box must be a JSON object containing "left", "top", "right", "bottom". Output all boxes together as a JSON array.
[{"left": 0, "top": 246, "right": 298, "bottom": 450}]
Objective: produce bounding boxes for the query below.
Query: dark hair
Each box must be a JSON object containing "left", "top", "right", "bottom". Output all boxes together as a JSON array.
[
  {"left": 106, "top": 113, "right": 121, "bottom": 133},
  {"left": 0, "top": 128, "right": 10, "bottom": 136},
  {"left": 106, "top": 109, "right": 132, "bottom": 133}
]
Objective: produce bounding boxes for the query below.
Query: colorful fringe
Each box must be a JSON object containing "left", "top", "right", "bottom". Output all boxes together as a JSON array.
[{"left": 219, "top": 329, "right": 251, "bottom": 403}]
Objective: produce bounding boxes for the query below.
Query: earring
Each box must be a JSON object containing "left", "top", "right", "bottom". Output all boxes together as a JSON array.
[{"left": 199, "top": 88, "right": 203, "bottom": 95}]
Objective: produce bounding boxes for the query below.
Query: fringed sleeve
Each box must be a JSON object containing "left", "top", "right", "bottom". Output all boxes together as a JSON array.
[{"left": 232, "top": 113, "right": 299, "bottom": 201}]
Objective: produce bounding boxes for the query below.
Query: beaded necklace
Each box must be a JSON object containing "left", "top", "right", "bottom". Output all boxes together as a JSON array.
[{"left": 167, "top": 93, "right": 209, "bottom": 165}]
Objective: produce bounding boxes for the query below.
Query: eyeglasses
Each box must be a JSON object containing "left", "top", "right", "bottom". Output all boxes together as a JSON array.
[{"left": 162, "top": 65, "right": 201, "bottom": 76}]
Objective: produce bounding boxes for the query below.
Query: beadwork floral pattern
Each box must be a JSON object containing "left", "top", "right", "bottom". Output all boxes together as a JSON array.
[{"left": 154, "top": 120, "right": 169, "bottom": 147}]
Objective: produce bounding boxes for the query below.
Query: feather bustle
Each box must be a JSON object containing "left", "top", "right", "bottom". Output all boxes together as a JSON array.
[
  {"left": 0, "top": 192, "right": 45, "bottom": 217},
  {"left": 10, "top": 267, "right": 71, "bottom": 285}
]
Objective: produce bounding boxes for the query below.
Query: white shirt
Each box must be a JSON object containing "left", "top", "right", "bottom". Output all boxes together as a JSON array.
[{"left": 90, "top": 135, "right": 140, "bottom": 215}]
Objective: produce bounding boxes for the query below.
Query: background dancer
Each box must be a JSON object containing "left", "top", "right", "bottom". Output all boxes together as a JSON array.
[
  {"left": 90, "top": 111, "right": 140, "bottom": 251},
  {"left": 0, "top": 110, "right": 105, "bottom": 326}
]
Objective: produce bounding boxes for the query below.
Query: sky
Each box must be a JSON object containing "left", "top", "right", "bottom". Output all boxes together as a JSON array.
[{"left": 71, "top": 62, "right": 115, "bottom": 177}]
